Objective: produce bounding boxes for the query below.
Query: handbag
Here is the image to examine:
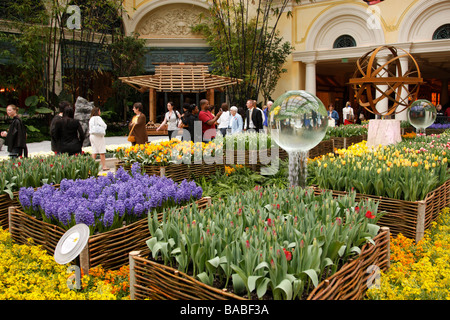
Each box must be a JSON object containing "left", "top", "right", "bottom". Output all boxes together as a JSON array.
[
  {"left": 90, "top": 117, "right": 106, "bottom": 136},
  {"left": 128, "top": 122, "right": 137, "bottom": 142}
]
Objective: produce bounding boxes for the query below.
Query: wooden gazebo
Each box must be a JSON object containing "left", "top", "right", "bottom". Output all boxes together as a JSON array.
[{"left": 119, "top": 63, "right": 242, "bottom": 122}]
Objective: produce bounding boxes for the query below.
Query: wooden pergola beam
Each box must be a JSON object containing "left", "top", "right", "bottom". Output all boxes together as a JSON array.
[{"left": 119, "top": 63, "right": 243, "bottom": 122}]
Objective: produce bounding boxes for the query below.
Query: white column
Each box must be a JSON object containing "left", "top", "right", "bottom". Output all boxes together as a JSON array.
[
  {"left": 305, "top": 61, "right": 316, "bottom": 95},
  {"left": 395, "top": 56, "right": 409, "bottom": 121},
  {"left": 375, "top": 56, "right": 388, "bottom": 118}
]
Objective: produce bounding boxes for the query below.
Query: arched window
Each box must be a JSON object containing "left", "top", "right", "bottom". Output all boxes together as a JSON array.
[
  {"left": 333, "top": 35, "right": 357, "bottom": 48},
  {"left": 433, "top": 24, "right": 450, "bottom": 40}
]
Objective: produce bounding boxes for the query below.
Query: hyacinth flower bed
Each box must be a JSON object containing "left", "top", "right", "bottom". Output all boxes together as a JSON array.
[
  {"left": 145, "top": 186, "right": 383, "bottom": 300},
  {"left": 428, "top": 123, "right": 450, "bottom": 129},
  {"left": 18, "top": 163, "right": 203, "bottom": 234}
]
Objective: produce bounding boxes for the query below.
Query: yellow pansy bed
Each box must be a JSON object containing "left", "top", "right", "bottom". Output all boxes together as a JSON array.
[
  {"left": 0, "top": 228, "right": 125, "bottom": 300},
  {"left": 366, "top": 208, "right": 450, "bottom": 300}
]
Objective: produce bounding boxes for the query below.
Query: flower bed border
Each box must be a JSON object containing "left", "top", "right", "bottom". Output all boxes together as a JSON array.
[
  {"left": 312, "top": 179, "right": 450, "bottom": 242},
  {"left": 309, "top": 139, "right": 334, "bottom": 159},
  {"left": 8, "top": 197, "right": 211, "bottom": 272},
  {"left": 331, "top": 134, "right": 367, "bottom": 151},
  {"left": 116, "top": 162, "right": 222, "bottom": 182},
  {"left": 128, "top": 227, "right": 390, "bottom": 300},
  {"left": 0, "top": 192, "right": 18, "bottom": 229}
]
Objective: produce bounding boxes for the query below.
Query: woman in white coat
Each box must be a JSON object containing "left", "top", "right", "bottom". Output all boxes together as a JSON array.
[{"left": 89, "top": 107, "right": 109, "bottom": 171}]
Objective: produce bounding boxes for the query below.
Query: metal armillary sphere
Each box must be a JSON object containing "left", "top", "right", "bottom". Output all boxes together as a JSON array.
[{"left": 349, "top": 45, "right": 423, "bottom": 116}]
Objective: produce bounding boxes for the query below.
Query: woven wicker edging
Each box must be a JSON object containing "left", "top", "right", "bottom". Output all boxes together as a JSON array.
[
  {"left": 331, "top": 134, "right": 367, "bottom": 151},
  {"left": 309, "top": 139, "right": 334, "bottom": 159},
  {"left": 8, "top": 197, "right": 211, "bottom": 272},
  {"left": 312, "top": 179, "right": 450, "bottom": 242},
  {"left": 0, "top": 192, "right": 19, "bottom": 229},
  {"left": 116, "top": 148, "right": 289, "bottom": 179},
  {"left": 128, "top": 227, "right": 390, "bottom": 300},
  {"left": 1, "top": 184, "right": 61, "bottom": 229},
  {"left": 116, "top": 162, "right": 223, "bottom": 183}
]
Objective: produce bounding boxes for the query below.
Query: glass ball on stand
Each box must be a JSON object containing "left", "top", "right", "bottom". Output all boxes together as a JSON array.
[
  {"left": 268, "top": 90, "right": 328, "bottom": 187},
  {"left": 407, "top": 99, "right": 437, "bottom": 135}
]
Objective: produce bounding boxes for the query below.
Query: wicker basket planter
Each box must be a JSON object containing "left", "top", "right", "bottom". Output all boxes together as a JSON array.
[
  {"left": 312, "top": 179, "right": 450, "bottom": 242},
  {"left": 309, "top": 139, "right": 334, "bottom": 159},
  {"left": 8, "top": 197, "right": 211, "bottom": 272},
  {"left": 332, "top": 134, "right": 367, "bottom": 151},
  {"left": 425, "top": 128, "right": 446, "bottom": 135},
  {"left": 0, "top": 192, "right": 19, "bottom": 229},
  {"left": 128, "top": 227, "right": 390, "bottom": 300},
  {"left": 116, "top": 162, "right": 224, "bottom": 183}
]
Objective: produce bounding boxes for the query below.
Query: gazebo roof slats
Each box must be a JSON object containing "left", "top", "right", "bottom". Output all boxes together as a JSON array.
[{"left": 119, "top": 63, "right": 242, "bottom": 93}]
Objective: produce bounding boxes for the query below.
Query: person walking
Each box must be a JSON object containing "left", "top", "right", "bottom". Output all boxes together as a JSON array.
[
  {"left": 51, "top": 106, "right": 84, "bottom": 156},
  {"left": 327, "top": 104, "right": 339, "bottom": 126},
  {"left": 244, "top": 99, "right": 263, "bottom": 132},
  {"left": 128, "top": 102, "right": 148, "bottom": 146},
  {"left": 50, "top": 101, "right": 70, "bottom": 153},
  {"left": 180, "top": 103, "right": 196, "bottom": 142},
  {"left": 263, "top": 101, "right": 273, "bottom": 132},
  {"left": 198, "top": 99, "right": 222, "bottom": 142},
  {"left": 89, "top": 106, "right": 109, "bottom": 171},
  {"left": 157, "top": 101, "right": 181, "bottom": 140},
  {"left": 228, "top": 106, "right": 243, "bottom": 134},
  {"left": 342, "top": 101, "right": 354, "bottom": 124},
  {"left": 216, "top": 103, "right": 230, "bottom": 136},
  {"left": 0, "top": 104, "right": 27, "bottom": 158}
]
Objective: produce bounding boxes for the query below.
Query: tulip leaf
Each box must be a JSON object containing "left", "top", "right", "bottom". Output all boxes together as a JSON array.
[
  {"left": 254, "top": 261, "right": 270, "bottom": 272},
  {"left": 197, "top": 272, "right": 213, "bottom": 286},
  {"left": 146, "top": 237, "right": 157, "bottom": 252},
  {"left": 231, "top": 273, "right": 246, "bottom": 295},
  {"left": 248, "top": 275, "right": 262, "bottom": 292},
  {"left": 256, "top": 278, "right": 271, "bottom": 299},
  {"left": 327, "top": 240, "right": 344, "bottom": 261},
  {"left": 292, "top": 279, "right": 304, "bottom": 299},
  {"left": 274, "top": 279, "right": 293, "bottom": 300},
  {"left": 207, "top": 256, "right": 221, "bottom": 269},
  {"left": 302, "top": 269, "right": 319, "bottom": 288},
  {"left": 368, "top": 223, "right": 380, "bottom": 236}
]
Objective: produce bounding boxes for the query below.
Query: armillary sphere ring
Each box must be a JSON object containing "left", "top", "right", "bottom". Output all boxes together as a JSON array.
[{"left": 349, "top": 45, "right": 423, "bottom": 116}]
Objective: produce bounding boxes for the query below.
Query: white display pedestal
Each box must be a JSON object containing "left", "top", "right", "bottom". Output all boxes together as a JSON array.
[{"left": 366, "top": 119, "right": 402, "bottom": 148}]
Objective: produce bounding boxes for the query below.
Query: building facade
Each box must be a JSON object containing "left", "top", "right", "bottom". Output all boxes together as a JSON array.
[{"left": 121, "top": 0, "right": 450, "bottom": 119}]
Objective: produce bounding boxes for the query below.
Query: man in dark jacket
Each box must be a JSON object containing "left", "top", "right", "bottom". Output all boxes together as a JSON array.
[
  {"left": 51, "top": 106, "right": 85, "bottom": 155},
  {"left": 50, "top": 101, "right": 71, "bottom": 153},
  {"left": 0, "top": 104, "right": 27, "bottom": 158},
  {"left": 244, "top": 99, "right": 264, "bottom": 132}
]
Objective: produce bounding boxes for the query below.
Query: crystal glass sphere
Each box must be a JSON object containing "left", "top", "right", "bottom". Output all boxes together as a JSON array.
[
  {"left": 268, "top": 90, "right": 328, "bottom": 152},
  {"left": 407, "top": 99, "right": 437, "bottom": 130}
]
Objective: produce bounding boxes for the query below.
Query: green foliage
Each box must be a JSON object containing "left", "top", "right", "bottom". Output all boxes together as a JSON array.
[
  {"left": 192, "top": 0, "right": 293, "bottom": 105},
  {"left": 148, "top": 186, "right": 382, "bottom": 300},
  {"left": 0, "top": 153, "right": 100, "bottom": 198},
  {"left": 324, "top": 124, "right": 369, "bottom": 140}
]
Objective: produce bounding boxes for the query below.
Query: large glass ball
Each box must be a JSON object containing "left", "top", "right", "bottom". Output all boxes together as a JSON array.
[
  {"left": 268, "top": 90, "right": 328, "bottom": 152},
  {"left": 407, "top": 99, "right": 437, "bottom": 130}
]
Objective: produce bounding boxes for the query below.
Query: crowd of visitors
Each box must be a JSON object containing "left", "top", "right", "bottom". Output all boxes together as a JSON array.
[
  {"left": 2, "top": 96, "right": 450, "bottom": 160},
  {"left": 149, "top": 98, "right": 271, "bottom": 143}
]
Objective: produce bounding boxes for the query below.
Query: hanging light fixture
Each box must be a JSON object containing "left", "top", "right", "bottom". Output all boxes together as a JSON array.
[{"left": 363, "top": 0, "right": 384, "bottom": 4}]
